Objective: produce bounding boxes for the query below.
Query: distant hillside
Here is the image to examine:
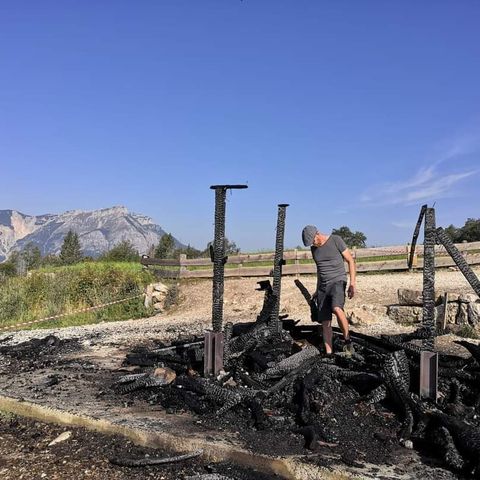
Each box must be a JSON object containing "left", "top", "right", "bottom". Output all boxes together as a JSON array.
[{"left": 0, "top": 206, "right": 183, "bottom": 261}]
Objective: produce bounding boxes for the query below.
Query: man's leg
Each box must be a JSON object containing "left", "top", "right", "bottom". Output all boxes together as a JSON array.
[
  {"left": 321, "top": 319, "right": 333, "bottom": 354},
  {"left": 332, "top": 306, "right": 350, "bottom": 341}
]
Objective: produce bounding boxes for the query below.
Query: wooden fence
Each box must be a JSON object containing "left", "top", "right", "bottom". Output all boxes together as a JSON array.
[{"left": 141, "top": 241, "right": 480, "bottom": 279}]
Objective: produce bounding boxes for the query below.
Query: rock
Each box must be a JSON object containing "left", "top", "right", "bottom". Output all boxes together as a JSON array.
[
  {"left": 153, "top": 367, "right": 176, "bottom": 384},
  {"left": 387, "top": 305, "right": 423, "bottom": 324},
  {"left": 152, "top": 290, "right": 167, "bottom": 302},
  {"left": 435, "top": 303, "right": 459, "bottom": 325},
  {"left": 468, "top": 302, "right": 480, "bottom": 326},
  {"left": 223, "top": 377, "right": 237, "bottom": 388},
  {"left": 48, "top": 431, "right": 72, "bottom": 446},
  {"left": 459, "top": 293, "right": 479, "bottom": 304},
  {"left": 445, "top": 292, "right": 461, "bottom": 302},
  {"left": 456, "top": 303, "right": 469, "bottom": 325},
  {"left": 397, "top": 289, "right": 423, "bottom": 306},
  {"left": 144, "top": 284, "right": 154, "bottom": 308},
  {"left": 152, "top": 282, "right": 169, "bottom": 294},
  {"left": 153, "top": 302, "right": 164, "bottom": 311},
  {"left": 346, "top": 305, "right": 385, "bottom": 325}
]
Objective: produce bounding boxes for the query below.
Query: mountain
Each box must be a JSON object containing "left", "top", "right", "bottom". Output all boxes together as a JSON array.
[{"left": 0, "top": 206, "right": 183, "bottom": 261}]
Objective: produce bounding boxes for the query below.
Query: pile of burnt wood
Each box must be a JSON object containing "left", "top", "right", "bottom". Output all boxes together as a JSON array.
[{"left": 112, "top": 285, "right": 480, "bottom": 478}]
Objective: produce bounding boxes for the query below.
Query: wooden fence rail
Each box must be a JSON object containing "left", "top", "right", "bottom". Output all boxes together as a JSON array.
[{"left": 140, "top": 241, "right": 480, "bottom": 279}]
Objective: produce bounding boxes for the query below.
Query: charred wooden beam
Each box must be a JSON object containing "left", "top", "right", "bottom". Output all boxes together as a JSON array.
[
  {"left": 270, "top": 204, "right": 289, "bottom": 335},
  {"left": 408, "top": 204, "right": 427, "bottom": 270},
  {"left": 209, "top": 184, "right": 247, "bottom": 332},
  {"left": 422, "top": 207, "right": 436, "bottom": 350},
  {"left": 436, "top": 227, "right": 480, "bottom": 297}
]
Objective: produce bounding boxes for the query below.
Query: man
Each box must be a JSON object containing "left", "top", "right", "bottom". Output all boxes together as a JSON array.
[{"left": 302, "top": 225, "right": 356, "bottom": 355}]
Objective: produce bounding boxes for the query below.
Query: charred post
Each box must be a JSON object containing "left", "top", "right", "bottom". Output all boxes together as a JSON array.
[
  {"left": 205, "top": 184, "right": 247, "bottom": 376},
  {"left": 422, "top": 207, "right": 436, "bottom": 351},
  {"left": 408, "top": 204, "right": 427, "bottom": 270},
  {"left": 209, "top": 184, "right": 247, "bottom": 333},
  {"left": 270, "top": 204, "right": 289, "bottom": 335},
  {"left": 436, "top": 227, "right": 480, "bottom": 296}
]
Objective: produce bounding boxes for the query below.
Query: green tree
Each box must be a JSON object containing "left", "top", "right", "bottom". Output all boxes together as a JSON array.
[
  {"left": 154, "top": 233, "right": 175, "bottom": 259},
  {"left": 59, "top": 230, "right": 83, "bottom": 265},
  {"left": 459, "top": 218, "right": 480, "bottom": 242},
  {"left": 173, "top": 244, "right": 202, "bottom": 258},
  {"left": 100, "top": 240, "right": 139, "bottom": 262},
  {"left": 21, "top": 242, "right": 42, "bottom": 270},
  {"left": 201, "top": 238, "right": 240, "bottom": 257},
  {"left": 332, "top": 226, "right": 367, "bottom": 248},
  {"left": 443, "top": 218, "right": 480, "bottom": 243},
  {"left": 444, "top": 224, "right": 461, "bottom": 242}
]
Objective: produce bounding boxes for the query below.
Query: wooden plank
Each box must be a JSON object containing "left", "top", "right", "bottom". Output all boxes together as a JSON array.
[
  {"left": 176, "top": 253, "right": 480, "bottom": 279},
  {"left": 140, "top": 257, "right": 181, "bottom": 267}
]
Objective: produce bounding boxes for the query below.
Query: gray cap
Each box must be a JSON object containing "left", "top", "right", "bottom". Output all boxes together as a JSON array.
[{"left": 302, "top": 225, "right": 317, "bottom": 247}]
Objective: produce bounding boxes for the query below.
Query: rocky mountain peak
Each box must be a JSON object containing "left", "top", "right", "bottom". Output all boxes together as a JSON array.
[{"left": 0, "top": 207, "right": 182, "bottom": 261}]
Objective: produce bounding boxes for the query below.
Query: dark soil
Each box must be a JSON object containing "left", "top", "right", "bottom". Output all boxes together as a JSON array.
[{"left": 0, "top": 413, "right": 279, "bottom": 480}]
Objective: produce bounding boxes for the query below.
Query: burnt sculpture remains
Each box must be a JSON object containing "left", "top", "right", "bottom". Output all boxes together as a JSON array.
[{"left": 113, "top": 201, "right": 480, "bottom": 477}]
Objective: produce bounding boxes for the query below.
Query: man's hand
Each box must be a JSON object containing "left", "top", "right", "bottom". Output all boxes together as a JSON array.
[{"left": 348, "top": 284, "right": 355, "bottom": 299}]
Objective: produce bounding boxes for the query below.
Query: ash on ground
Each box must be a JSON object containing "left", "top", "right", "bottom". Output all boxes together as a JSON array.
[{"left": 111, "top": 315, "right": 480, "bottom": 479}]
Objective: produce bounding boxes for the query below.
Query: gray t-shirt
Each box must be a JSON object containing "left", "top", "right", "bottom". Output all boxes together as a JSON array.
[{"left": 311, "top": 234, "right": 348, "bottom": 288}]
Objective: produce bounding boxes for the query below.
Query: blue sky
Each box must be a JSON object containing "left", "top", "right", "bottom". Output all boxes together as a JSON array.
[{"left": 1, "top": 1, "right": 479, "bottom": 251}]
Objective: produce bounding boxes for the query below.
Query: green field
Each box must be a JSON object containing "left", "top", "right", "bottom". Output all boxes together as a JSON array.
[{"left": 0, "top": 262, "right": 155, "bottom": 331}]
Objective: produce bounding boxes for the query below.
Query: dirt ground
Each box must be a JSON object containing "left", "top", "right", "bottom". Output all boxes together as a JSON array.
[
  {"left": 0, "top": 412, "right": 277, "bottom": 480},
  {"left": 0, "top": 268, "right": 479, "bottom": 480}
]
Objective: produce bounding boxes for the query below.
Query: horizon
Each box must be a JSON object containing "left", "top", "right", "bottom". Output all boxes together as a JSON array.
[
  {"left": 1, "top": 2, "right": 479, "bottom": 251},
  {"left": 1, "top": 204, "right": 476, "bottom": 252}
]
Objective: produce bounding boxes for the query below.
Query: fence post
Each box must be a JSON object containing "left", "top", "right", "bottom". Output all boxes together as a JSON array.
[
  {"left": 179, "top": 254, "right": 187, "bottom": 278},
  {"left": 294, "top": 248, "right": 299, "bottom": 277}
]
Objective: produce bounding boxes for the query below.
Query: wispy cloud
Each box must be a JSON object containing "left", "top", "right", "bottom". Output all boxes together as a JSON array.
[
  {"left": 391, "top": 220, "right": 416, "bottom": 229},
  {"left": 361, "top": 131, "right": 479, "bottom": 206}
]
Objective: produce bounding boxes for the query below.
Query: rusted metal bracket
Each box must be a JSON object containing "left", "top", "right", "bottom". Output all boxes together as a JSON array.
[
  {"left": 204, "top": 330, "right": 225, "bottom": 377},
  {"left": 420, "top": 351, "right": 438, "bottom": 401}
]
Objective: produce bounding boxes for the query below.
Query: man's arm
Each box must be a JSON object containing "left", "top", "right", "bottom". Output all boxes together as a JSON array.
[{"left": 341, "top": 249, "right": 356, "bottom": 299}]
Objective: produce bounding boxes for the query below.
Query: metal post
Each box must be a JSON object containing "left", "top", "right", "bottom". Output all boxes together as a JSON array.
[
  {"left": 205, "top": 184, "right": 247, "bottom": 376},
  {"left": 422, "top": 207, "right": 436, "bottom": 351},
  {"left": 420, "top": 351, "right": 439, "bottom": 401},
  {"left": 270, "top": 204, "right": 289, "bottom": 335}
]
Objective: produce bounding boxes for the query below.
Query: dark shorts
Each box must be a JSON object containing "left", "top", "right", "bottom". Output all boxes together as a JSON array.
[{"left": 313, "top": 280, "right": 347, "bottom": 323}]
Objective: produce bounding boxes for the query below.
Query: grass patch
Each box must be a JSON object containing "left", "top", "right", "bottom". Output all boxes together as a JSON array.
[
  {"left": 457, "top": 325, "right": 479, "bottom": 339},
  {"left": 0, "top": 262, "right": 155, "bottom": 331}
]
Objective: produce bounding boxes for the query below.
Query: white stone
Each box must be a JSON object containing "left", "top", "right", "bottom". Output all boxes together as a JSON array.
[
  {"left": 435, "top": 303, "right": 459, "bottom": 325},
  {"left": 152, "top": 282, "right": 169, "bottom": 294},
  {"left": 456, "top": 303, "right": 469, "bottom": 325},
  {"left": 459, "top": 293, "right": 479, "bottom": 303},
  {"left": 48, "top": 431, "right": 72, "bottom": 446},
  {"left": 387, "top": 305, "right": 423, "bottom": 324}
]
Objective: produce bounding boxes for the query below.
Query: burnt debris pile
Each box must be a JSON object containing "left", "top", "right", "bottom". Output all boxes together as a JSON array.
[{"left": 113, "top": 286, "right": 480, "bottom": 477}]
